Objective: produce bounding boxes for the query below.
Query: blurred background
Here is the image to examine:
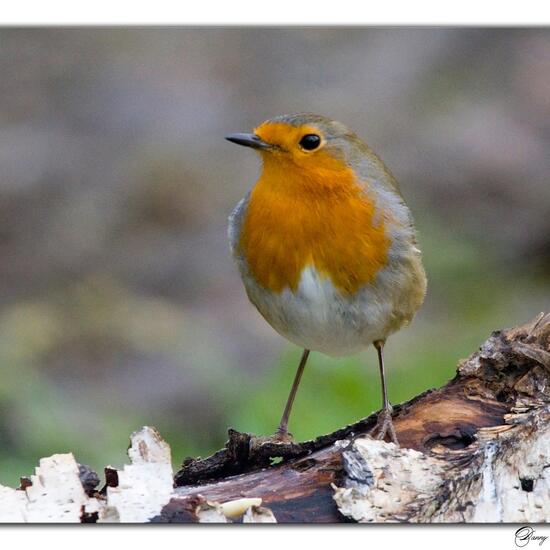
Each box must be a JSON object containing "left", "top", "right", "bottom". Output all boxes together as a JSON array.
[{"left": 0, "top": 28, "right": 548, "bottom": 485}]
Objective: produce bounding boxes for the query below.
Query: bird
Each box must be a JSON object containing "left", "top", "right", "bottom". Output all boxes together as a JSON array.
[{"left": 226, "top": 113, "right": 427, "bottom": 445}]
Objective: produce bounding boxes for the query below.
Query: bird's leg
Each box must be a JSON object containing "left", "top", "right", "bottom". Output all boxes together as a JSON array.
[
  {"left": 274, "top": 348, "right": 310, "bottom": 441},
  {"left": 368, "top": 340, "right": 399, "bottom": 445},
  {"left": 250, "top": 349, "right": 310, "bottom": 450}
]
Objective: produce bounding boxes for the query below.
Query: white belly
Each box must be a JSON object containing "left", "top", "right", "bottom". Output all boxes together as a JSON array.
[{"left": 241, "top": 264, "right": 419, "bottom": 357}]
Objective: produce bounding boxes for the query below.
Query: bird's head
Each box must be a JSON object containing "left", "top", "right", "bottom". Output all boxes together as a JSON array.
[
  {"left": 226, "top": 113, "right": 365, "bottom": 189},
  {"left": 226, "top": 113, "right": 400, "bottom": 198}
]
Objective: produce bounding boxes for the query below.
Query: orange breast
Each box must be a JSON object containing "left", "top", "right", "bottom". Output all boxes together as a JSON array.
[{"left": 238, "top": 155, "right": 390, "bottom": 295}]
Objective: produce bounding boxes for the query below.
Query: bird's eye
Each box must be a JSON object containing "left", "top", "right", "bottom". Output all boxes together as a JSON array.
[{"left": 299, "top": 134, "right": 321, "bottom": 151}]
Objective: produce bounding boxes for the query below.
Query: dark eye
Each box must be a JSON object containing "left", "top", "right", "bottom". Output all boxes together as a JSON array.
[{"left": 299, "top": 134, "right": 321, "bottom": 151}]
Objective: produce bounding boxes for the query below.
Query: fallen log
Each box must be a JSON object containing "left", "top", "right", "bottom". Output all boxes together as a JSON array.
[{"left": 1, "top": 313, "right": 548, "bottom": 523}]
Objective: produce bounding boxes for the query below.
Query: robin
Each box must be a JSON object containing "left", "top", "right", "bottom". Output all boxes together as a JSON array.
[{"left": 226, "top": 113, "right": 427, "bottom": 445}]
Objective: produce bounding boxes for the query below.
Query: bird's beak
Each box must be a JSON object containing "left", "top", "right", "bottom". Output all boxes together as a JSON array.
[{"left": 225, "top": 133, "right": 272, "bottom": 150}]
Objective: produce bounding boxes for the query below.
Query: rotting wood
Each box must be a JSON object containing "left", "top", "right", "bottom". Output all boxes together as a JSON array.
[{"left": 0, "top": 313, "right": 548, "bottom": 523}]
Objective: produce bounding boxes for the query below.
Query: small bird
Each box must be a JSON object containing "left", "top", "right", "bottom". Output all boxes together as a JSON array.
[{"left": 226, "top": 113, "right": 427, "bottom": 445}]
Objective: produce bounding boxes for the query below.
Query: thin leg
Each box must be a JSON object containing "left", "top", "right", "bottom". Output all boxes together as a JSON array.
[
  {"left": 277, "top": 349, "right": 310, "bottom": 436},
  {"left": 375, "top": 340, "right": 390, "bottom": 411},
  {"left": 369, "top": 340, "right": 399, "bottom": 445}
]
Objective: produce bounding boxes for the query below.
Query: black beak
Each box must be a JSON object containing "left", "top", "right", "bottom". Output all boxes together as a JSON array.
[{"left": 225, "top": 133, "right": 272, "bottom": 150}]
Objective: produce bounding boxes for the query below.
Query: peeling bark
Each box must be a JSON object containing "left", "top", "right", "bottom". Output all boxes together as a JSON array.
[{"left": 0, "top": 313, "right": 548, "bottom": 523}]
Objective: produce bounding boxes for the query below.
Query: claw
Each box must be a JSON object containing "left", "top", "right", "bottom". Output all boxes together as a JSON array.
[
  {"left": 249, "top": 430, "right": 295, "bottom": 452},
  {"left": 369, "top": 405, "right": 399, "bottom": 445}
]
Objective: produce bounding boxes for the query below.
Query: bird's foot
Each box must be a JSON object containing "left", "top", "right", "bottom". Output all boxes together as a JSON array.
[
  {"left": 249, "top": 429, "right": 295, "bottom": 453},
  {"left": 369, "top": 404, "right": 399, "bottom": 446}
]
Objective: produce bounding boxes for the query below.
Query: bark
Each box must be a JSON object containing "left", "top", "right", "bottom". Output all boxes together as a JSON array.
[{"left": 1, "top": 313, "right": 549, "bottom": 523}]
